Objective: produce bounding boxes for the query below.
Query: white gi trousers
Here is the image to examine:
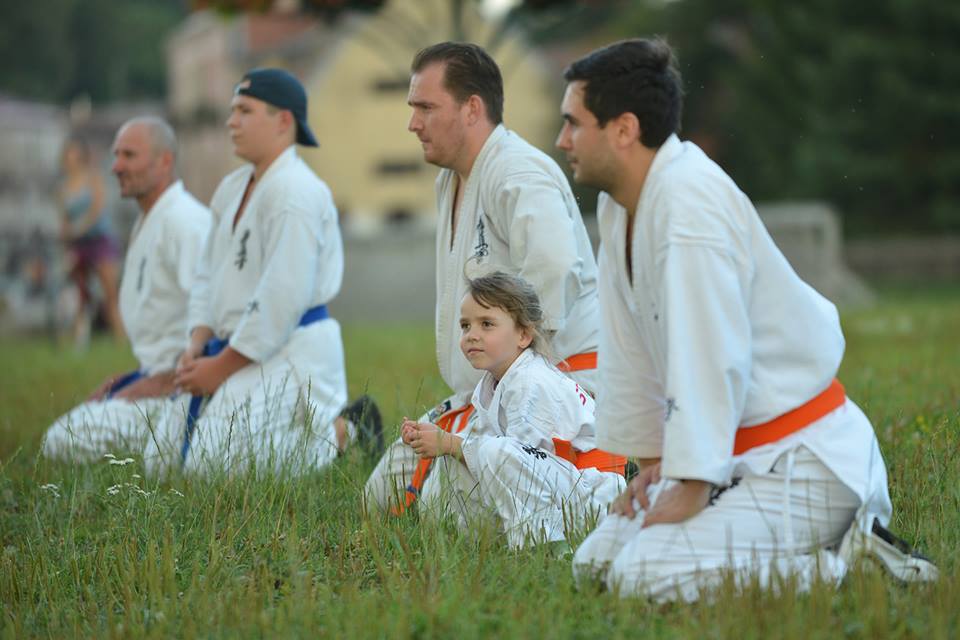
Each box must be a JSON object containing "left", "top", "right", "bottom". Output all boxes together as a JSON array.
[
  {"left": 143, "top": 320, "right": 347, "bottom": 477},
  {"left": 366, "top": 414, "right": 624, "bottom": 548},
  {"left": 43, "top": 395, "right": 190, "bottom": 462},
  {"left": 572, "top": 445, "right": 861, "bottom": 602}
]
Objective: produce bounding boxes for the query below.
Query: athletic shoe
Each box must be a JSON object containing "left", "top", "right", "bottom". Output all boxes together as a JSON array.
[{"left": 342, "top": 395, "right": 384, "bottom": 458}]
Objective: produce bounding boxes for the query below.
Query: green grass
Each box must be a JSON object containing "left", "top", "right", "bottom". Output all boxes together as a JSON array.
[{"left": 1, "top": 295, "right": 958, "bottom": 638}]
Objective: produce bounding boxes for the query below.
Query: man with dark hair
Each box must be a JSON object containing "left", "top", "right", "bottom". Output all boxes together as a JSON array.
[
  {"left": 43, "top": 117, "right": 211, "bottom": 461},
  {"left": 364, "top": 42, "right": 622, "bottom": 519},
  {"left": 556, "top": 39, "right": 924, "bottom": 600}
]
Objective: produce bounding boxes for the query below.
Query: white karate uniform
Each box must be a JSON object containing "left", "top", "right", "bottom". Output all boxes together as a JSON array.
[
  {"left": 143, "top": 147, "right": 348, "bottom": 477},
  {"left": 416, "top": 349, "right": 624, "bottom": 547},
  {"left": 365, "top": 125, "right": 602, "bottom": 511},
  {"left": 43, "top": 181, "right": 211, "bottom": 461},
  {"left": 572, "top": 134, "right": 892, "bottom": 601}
]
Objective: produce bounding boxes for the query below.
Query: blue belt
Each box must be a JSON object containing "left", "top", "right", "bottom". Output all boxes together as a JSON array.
[
  {"left": 106, "top": 370, "right": 144, "bottom": 398},
  {"left": 180, "top": 304, "right": 329, "bottom": 463}
]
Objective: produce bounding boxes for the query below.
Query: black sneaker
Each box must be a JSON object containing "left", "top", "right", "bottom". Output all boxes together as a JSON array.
[{"left": 342, "top": 395, "right": 384, "bottom": 458}]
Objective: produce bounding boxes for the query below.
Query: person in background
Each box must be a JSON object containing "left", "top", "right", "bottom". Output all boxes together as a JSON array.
[{"left": 57, "top": 134, "right": 124, "bottom": 346}]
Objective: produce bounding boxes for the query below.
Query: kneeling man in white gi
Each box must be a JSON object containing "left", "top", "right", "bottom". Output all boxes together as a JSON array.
[
  {"left": 556, "top": 39, "right": 932, "bottom": 601},
  {"left": 144, "top": 69, "right": 357, "bottom": 477},
  {"left": 43, "top": 117, "right": 211, "bottom": 461},
  {"left": 366, "top": 42, "right": 604, "bottom": 514}
]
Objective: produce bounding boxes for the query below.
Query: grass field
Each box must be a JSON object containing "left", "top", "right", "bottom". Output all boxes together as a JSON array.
[{"left": 1, "top": 287, "right": 958, "bottom": 638}]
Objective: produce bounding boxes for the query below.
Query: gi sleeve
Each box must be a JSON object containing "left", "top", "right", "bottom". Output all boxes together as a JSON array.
[
  {"left": 593, "top": 244, "right": 665, "bottom": 457},
  {"left": 166, "top": 211, "right": 211, "bottom": 305},
  {"left": 658, "top": 240, "right": 752, "bottom": 485},
  {"left": 494, "top": 171, "right": 582, "bottom": 333},
  {"left": 186, "top": 218, "right": 217, "bottom": 336},
  {"left": 228, "top": 204, "right": 320, "bottom": 363}
]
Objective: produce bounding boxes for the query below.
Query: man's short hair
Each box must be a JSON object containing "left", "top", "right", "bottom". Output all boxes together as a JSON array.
[
  {"left": 564, "top": 38, "right": 683, "bottom": 148},
  {"left": 411, "top": 42, "right": 504, "bottom": 125},
  {"left": 123, "top": 116, "right": 178, "bottom": 161}
]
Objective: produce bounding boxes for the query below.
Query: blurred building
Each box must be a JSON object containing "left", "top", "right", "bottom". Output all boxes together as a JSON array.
[{"left": 167, "top": 0, "right": 562, "bottom": 234}]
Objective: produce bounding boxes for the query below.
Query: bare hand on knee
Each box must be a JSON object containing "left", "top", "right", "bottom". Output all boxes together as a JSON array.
[
  {"left": 642, "top": 479, "right": 712, "bottom": 528},
  {"left": 610, "top": 461, "right": 661, "bottom": 519}
]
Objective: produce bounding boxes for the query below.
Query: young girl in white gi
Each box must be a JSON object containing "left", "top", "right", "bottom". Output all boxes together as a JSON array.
[{"left": 405, "top": 272, "right": 625, "bottom": 548}]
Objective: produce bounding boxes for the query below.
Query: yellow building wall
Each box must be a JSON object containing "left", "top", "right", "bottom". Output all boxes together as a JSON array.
[{"left": 301, "top": 0, "right": 563, "bottom": 233}]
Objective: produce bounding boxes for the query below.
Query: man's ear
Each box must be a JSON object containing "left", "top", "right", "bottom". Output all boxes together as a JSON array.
[
  {"left": 158, "top": 149, "right": 175, "bottom": 174},
  {"left": 465, "top": 94, "right": 485, "bottom": 126},
  {"left": 612, "top": 111, "right": 642, "bottom": 148},
  {"left": 279, "top": 109, "right": 296, "bottom": 138}
]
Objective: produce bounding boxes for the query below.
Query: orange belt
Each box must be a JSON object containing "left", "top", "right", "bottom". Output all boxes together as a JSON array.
[
  {"left": 552, "top": 439, "right": 627, "bottom": 475},
  {"left": 554, "top": 351, "right": 627, "bottom": 475},
  {"left": 733, "top": 379, "right": 846, "bottom": 455},
  {"left": 392, "top": 350, "right": 625, "bottom": 515}
]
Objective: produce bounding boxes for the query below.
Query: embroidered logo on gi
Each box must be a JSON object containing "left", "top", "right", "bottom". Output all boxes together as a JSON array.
[
  {"left": 473, "top": 216, "right": 489, "bottom": 259},
  {"left": 708, "top": 477, "right": 740, "bottom": 506},
  {"left": 574, "top": 383, "right": 588, "bottom": 406},
  {"left": 235, "top": 229, "right": 251, "bottom": 270},
  {"left": 136, "top": 257, "right": 146, "bottom": 293},
  {"left": 246, "top": 300, "right": 260, "bottom": 314},
  {"left": 521, "top": 444, "right": 547, "bottom": 460},
  {"left": 665, "top": 397, "right": 679, "bottom": 422},
  {"left": 427, "top": 399, "right": 453, "bottom": 423}
]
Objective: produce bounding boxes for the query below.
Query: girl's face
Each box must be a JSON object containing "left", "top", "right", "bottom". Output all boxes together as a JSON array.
[{"left": 459, "top": 293, "right": 532, "bottom": 381}]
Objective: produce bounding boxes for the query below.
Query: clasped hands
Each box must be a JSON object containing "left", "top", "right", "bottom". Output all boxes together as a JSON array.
[
  {"left": 402, "top": 418, "right": 462, "bottom": 460},
  {"left": 173, "top": 328, "right": 251, "bottom": 396},
  {"left": 609, "top": 460, "right": 712, "bottom": 528}
]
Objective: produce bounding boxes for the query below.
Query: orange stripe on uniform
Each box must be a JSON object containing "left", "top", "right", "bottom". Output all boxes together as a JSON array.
[
  {"left": 733, "top": 379, "right": 845, "bottom": 455},
  {"left": 391, "top": 403, "right": 475, "bottom": 516},
  {"left": 557, "top": 351, "right": 597, "bottom": 372}
]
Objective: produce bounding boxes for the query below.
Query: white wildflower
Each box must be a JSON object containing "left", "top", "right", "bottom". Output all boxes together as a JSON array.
[
  {"left": 109, "top": 457, "right": 135, "bottom": 466},
  {"left": 103, "top": 453, "right": 116, "bottom": 459},
  {"left": 107, "top": 484, "right": 122, "bottom": 495},
  {"left": 169, "top": 489, "right": 185, "bottom": 498},
  {"left": 132, "top": 474, "right": 141, "bottom": 479},
  {"left": 39, "top": 483, "right": 61, "bottom": 498}
]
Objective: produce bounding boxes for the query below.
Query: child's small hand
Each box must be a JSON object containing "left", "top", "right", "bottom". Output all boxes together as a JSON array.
[
  {"left": 409, "top": 422, "right": 445, "bottom": 459},
  {"left": 400, "top": 417, "right": 418, "bottom": 445}
]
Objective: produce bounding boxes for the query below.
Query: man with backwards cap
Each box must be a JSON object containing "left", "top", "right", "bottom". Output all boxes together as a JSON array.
[
  {"left": 43, "top": 116, "right": 211, "bottom": 462},
  {"left": 144, "top": 69, "right": 379, "bottom": 477}
]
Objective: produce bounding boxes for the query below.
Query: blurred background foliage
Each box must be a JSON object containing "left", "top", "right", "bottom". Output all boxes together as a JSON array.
[{"left": 0, "top": 0, "right": 955, "bottom": 236}]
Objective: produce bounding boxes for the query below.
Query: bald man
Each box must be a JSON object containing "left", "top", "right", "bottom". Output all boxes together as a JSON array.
[{"left": 43, "top": 117, "right": 212, "bottom": 461}]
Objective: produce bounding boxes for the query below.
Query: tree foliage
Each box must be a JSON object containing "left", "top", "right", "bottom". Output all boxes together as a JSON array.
[
  {"left": 0, "top": 0, "right": 187, "bottom": 104},
  {"left": 615, "top": 0, "right": 960, "bottom": 235}
]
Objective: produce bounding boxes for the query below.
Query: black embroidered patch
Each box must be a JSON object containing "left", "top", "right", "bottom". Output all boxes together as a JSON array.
[
  {"left": 521, "top": 444, "right": 547, "bottom": 460},
  {"left": 473, "top": 216, "right": 489, "bottom": 259},
  {"left": 708, "top": 477, "right": 741, "bottom": 506},
  {"left": 136, "top": 257, "right": 146, "bottom": 293},
  {"left": 235, "top": 229, "right": 251, "bottom": 270},
  {"left": 665, "top": 397, "right": 679, "bottom": 422},
  {"left": 427, "top": 399, "right": 453, "bottom": 423},
  {"left": 246, "top": 300, "right": 260, "bottom": 314}
]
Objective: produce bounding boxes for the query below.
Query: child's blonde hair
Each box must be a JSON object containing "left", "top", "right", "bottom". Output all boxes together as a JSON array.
[{"left": 466, "top": 271, "right": 551, "bottom": 356}]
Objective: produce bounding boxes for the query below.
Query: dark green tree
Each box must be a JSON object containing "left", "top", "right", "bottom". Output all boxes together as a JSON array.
[
  {"left": 612, "top": 0, "right": 960, "bottom": 235},
  {"left": 0, "top": 0, "right": 187, "bottom": 104}
]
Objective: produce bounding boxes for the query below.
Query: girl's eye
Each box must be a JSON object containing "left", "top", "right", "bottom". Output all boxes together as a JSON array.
[
  {"left": 482, "top": 321, "right": 493, "bottom": 328},
  {"left": 460, "top": 323, "right": 469, "bottom": 331}
]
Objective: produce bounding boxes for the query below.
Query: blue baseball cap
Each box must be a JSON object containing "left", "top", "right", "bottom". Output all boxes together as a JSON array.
[{"left": 234, "top": 68, "right": 318, "bottom": 147}]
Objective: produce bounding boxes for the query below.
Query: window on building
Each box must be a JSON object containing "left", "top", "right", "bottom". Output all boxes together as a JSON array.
[
  {"left": 376, "top": 160, "right": 422, "bottom": 176},
  {"left": 372, "top": 77, "right": 410, "bottom": 93}
]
